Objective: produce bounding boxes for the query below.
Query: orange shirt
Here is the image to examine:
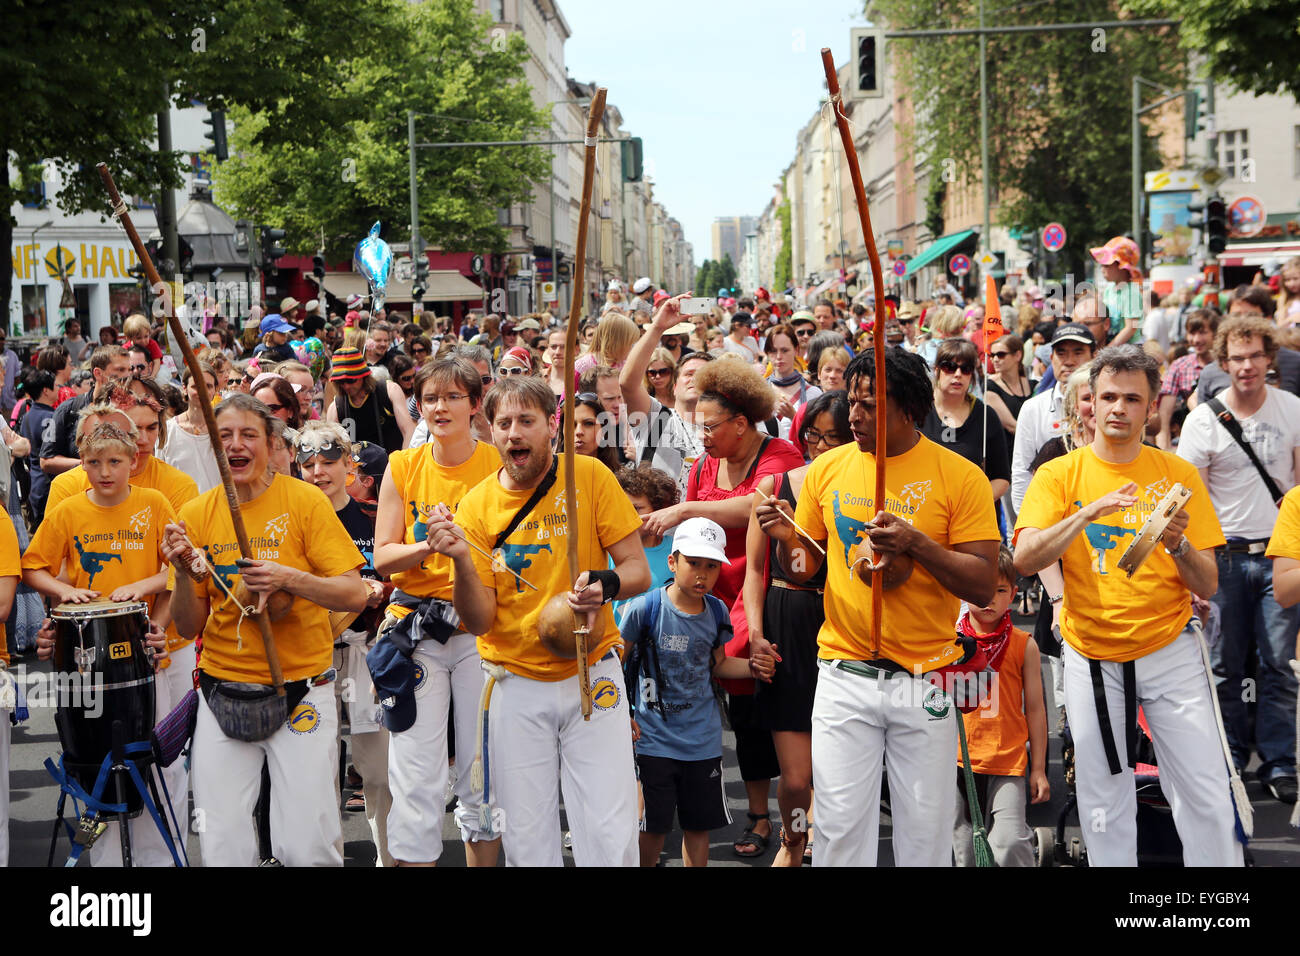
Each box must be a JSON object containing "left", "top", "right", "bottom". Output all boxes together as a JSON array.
[
  {"left": 959, "top": 626, "right": 1030, "bottom": 776},
  {"left": 0, "top": 517, "right": 20, "bottom": 667},
  {"left": 385, "top": 440, "right": 500, "bottom": 619}
]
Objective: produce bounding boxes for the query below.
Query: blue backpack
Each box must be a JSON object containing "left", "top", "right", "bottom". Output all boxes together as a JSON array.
[{"left": 624, "top": 584, "right": 731, "bottom": 719}]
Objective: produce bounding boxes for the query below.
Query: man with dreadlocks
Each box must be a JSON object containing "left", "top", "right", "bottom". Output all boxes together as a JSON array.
[{"left": 757, "top": 347, "right": 1001, "bottom": 866}]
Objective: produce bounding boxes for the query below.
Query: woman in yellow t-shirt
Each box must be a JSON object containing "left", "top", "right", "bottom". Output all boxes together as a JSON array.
[
  {"left": 374, "top": 357, "right": 502, "bottom": 867},
  {"left": 162, "top": 392, "right": 367, "bottom": 867}
]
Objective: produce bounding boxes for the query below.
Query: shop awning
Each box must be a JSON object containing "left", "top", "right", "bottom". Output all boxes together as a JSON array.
[
  {"left": 902, "top": 229, "right": 977, "bottom": 279},
  {"left": 307, "top": 270, "right": 483, "bottom": 303}
]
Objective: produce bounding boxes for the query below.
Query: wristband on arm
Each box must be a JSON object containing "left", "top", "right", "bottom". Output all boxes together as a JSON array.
[{"left": 584, "top": 569, "right": 621, "bottom": 604}]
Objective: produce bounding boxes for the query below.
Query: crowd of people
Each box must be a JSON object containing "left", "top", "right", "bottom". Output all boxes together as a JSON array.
[{"left": 0, "top": 246, "right": 1297, "bottom": 868}]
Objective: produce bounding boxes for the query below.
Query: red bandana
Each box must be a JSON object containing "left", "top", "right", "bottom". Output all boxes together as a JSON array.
[{"left": 956, "top": 609, "right": 1013, "bottom": 673}]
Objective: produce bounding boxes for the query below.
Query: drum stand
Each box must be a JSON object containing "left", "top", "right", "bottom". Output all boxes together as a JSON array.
[{"left": 45, "top": 719, "right": 186, "bottom": 867}]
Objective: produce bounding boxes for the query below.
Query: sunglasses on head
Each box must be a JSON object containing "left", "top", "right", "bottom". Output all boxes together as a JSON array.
[
  {"left": 295, "top": 439, "right": 347, "bottom": 466},
  {"left": 937, "top": 360, "right": 975, "bottom": 375}
]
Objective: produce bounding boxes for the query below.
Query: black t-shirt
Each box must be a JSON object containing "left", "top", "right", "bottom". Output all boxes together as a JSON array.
[
  {"left": 920, "top": 399, "right": 1011, "bottom": 486},
  {"left": 335, "top": 386, "right": 403, "bottom": 454},
  {"left": 336, "top": 496, "right": 381, "bottom": 633},
  {"left": 39, "top": 391, "right": 93, "bottom": 462}
]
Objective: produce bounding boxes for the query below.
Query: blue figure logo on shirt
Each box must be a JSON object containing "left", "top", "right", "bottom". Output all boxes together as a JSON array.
[
  {"left": 204, "top": 545, "right": 241, "bottom": 591},
  {"left": 832, "top": 491, "right": 871, "bottom": 566},
  {"left": 410, "top": 501, "right": 430, "bottom": 542},
  {"left": 498, "top": 543, "right": 551, "bottom": 593},
  {"left": 74, "top": 536, "right": 120, "bottom": 588},
  {"left": 1073, "top": 500, "right": 1136, "bottom": 575}
]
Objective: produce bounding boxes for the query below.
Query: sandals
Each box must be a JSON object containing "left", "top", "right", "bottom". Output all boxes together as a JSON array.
[
  {"left": 344, "top": 791, "right": 366, "bottom": 813},
  {"left": 734, "top": 812, "right": 772, "bottom": 857}
]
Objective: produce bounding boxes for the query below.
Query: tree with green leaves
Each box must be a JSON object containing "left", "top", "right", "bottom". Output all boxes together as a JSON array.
[
  {"left": 695, "top": 259, "right": 717, "bottom": 297},
  {"left": 873, "top": 0, "right": 1184, "bottom": 277},
  {"left": 1128, "top": 0, "right": 1300, "bottom": 101},
  {"left": 716, "top": 254, "right": 738, "bottom": 294},
  {"left": 773, "top": 200, "right": 792, "bottom": 291},
  {"left": 213, "top": 0, "right": 549, "bottom": 259}
]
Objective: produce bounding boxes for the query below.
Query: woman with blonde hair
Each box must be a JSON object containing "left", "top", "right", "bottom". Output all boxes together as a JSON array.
[
  {"left": 643, "top": 346, "right": 677, "bottom": 407},
  {"left": 1277, "top": 256, "right": 1300, "bottom": 325},
  {"left": 918, "top": 304, "right": 966, "bottom": 368}
]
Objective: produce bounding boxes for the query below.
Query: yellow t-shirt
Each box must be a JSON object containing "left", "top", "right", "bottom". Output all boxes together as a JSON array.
[
  {"left": 48, "top": 456, "right": 201, "bottom": 654},
  {"left": 1266, "top": 485, "right": 1300, "bottom": 560},
  {"left": 457, "top": 453, "right": 643, "bottom": 681},
  {"left": 47, "top": 455, "right": 199, "bottom": 517},
  {"left": 0, "top": 516, "right": 21, "bottom": 666},
  {"left": 386, "top": 440, "right": 500, "bottom": 619},
  {"left": 23, "top": 487, "right": 174, "bottom": 598},
  {"left": 1015, "top": 445, "right": 1224, "bottom": 662},
  {"left": 173, "top": 473, "right": 364, "bottom": 683},
  {"left": 794, "top": 435, "right": 1000, "bottom": 671}
]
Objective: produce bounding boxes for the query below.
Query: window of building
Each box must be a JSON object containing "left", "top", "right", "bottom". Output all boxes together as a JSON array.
[
  {"left": 490, "top": 0, "right": 505, "bottom": 22},
  {"left": 1218, "top": 129, "right": 1249, "bottom": 181}
]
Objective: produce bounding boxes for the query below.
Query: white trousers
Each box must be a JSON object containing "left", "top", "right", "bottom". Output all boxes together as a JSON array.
[
  {"left": 192, "top": 679, "right": 343, "bottom": 867},
  {"left": 90, "top": 643, "right": 196, "bottom": 867},
  {"left": 1063, "top": 627, "right": 1244, "bottom": 867},
  {"left": 335, "top": 640, "right": 393, "bottom": 867},
  {"left": 811, "top": 660, "right": 958, "bottom": 867},
  {"left": 491, "top": 652, "right": 638, "bottom": 867},
  {"left": 385, "top": 632, "right": 488, "bottom": 863}
]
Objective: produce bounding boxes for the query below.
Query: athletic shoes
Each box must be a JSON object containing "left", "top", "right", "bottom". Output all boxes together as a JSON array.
[{"left": 1265, "top": 775, "right": 1298, "bottom": 805}]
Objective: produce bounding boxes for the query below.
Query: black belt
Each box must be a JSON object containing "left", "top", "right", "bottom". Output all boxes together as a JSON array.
[
  {"left": 1216, "top": 539, "right": 1268, "bottom": 556},
  {"left": 1088, "top": 658, "right": 1137, "bottom": 776}
]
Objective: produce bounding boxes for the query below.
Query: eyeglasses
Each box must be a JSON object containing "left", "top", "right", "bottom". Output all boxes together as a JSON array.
[
  {"left": 647, "top": 367, "right": 672, "bottom": 378},
  {"left": 294, "top": 440, "right": 347, "bottom": 466},
  {"left": 795, "top": 328, "right": 814, "bottom": 338},
  {"left": 424, "top": 392, "right": 468, "bottom": 404},
  {"left": 500, "top": 365, "right": 527, "bottom": 376},
  {"left": 399, "top": 374, "right": 415, "bottom": 386},
  {"left": 700, "top": 414, "right": 738, "bottom": 436},
  {"left": 576, "top": 392, "right": 600, "bottom": 403},
  {"left": 227, "top": 377, "right": 241, "bottom": 387},
  {"left": 264, "top": 402, "right": 287, "bottom": 413},
  {"left": 1226, "top": 351, "right": 1268, "bottom": 366},
  {"left": 989, "top": 350, "right": 1011, "bottom": 359},
  {"left": 411, "top": 347, "right": 429, "bottom": 357},
  {"left": 803, "top": 429, "right": 846, "bottom": 448},
  {"left": 480, "top": 374, "right": 494, "bottom": 385},
  {"left": 937, "top": 361, "right": 974, "bottom": 376},
  {"left": 899, "top": 318, "right": 916, "bottom": 325}
]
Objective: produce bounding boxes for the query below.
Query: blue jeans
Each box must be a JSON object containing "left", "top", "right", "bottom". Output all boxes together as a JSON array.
[{"left": 1210, "top": 550, "right": 1299, "bottom": 782}]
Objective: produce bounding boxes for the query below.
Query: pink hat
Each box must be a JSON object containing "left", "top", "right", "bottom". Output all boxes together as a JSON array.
[{"left": 1089, "top": 236, "right": 1143, "bottom": 280}]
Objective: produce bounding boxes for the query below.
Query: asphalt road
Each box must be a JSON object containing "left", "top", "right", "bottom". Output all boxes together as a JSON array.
[{"left": 6, "top": 643, "right": 1297, "bottom": 868}]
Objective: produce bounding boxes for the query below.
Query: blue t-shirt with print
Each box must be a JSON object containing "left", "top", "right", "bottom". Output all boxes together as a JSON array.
[{"left": 619, "top": 585, "right": 730, "bottom": 761}]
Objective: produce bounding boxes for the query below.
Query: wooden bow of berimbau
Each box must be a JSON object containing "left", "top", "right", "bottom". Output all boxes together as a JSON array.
[{"left": 821, "top": 50, "right": 888, "bottom": 657}]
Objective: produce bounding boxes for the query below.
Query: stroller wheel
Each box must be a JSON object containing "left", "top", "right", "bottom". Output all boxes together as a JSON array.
[
  {"left": 1068, "top": 837, "right": 1086, "bottom": 865},
  {"left": 1033, "top": 827, "right": 1055, "bottom": 868}
]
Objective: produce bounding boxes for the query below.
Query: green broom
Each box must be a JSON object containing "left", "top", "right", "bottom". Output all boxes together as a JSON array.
[{"left": 957, "top": 709, "right": 996, "bottom": 867}]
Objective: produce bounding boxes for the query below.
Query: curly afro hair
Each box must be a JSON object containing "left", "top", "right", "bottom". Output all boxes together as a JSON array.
[{"left": 692, "top": 357, "right": 777, "bottom": 426}]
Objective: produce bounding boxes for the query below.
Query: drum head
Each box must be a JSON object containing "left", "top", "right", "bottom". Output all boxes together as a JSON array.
[{"left": 52, "top": 599, "right": 150, "bottom": 621}]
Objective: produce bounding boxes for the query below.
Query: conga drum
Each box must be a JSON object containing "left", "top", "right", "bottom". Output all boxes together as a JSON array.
[{"left": 51, "top": 600, "right": 155, "bottom": 816}]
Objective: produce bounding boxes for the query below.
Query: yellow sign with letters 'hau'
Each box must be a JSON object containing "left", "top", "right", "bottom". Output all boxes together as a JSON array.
[{"left": 10, "top": 241, "right": 141, "bottom": 283}]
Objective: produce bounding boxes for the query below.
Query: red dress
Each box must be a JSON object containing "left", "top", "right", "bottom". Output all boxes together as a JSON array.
[{"left": 686, "top": 436, "right": 805, "bottom": 691}]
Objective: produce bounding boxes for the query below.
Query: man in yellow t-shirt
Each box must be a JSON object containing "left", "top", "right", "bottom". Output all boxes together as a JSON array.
[
  {"left": 425, "top": 376, "right": 650, "bottom": 867},
  {"left": 760, "top": 347, "right": 1001, "bottom": 867},
  {"left": 1016, "top": 345, "right": 1242, "bottom": 867}
]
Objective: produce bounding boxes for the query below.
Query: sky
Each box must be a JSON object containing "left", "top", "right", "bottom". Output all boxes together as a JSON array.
[{"left": 560, "top": 0, "right": 868, "bottom": 267}]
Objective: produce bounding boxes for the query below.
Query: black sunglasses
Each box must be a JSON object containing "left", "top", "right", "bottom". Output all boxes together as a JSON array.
[{"left": 937, "top": 360, "right": 974, "bottom": 375}]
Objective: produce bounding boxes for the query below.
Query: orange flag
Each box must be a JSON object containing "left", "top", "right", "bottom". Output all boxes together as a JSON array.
[{"left": 983, "top": 274, "right": 1005, "bottom": 354}]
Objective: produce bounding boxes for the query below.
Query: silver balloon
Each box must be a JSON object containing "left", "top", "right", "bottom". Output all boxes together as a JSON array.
[{"left": 353, "top": 221, "right": 393, "bottom": 311}]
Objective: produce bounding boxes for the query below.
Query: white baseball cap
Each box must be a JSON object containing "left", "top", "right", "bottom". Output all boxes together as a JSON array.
[
  {"left": 632, "top": 277, "right": 653, "bottom": 295},
  {"left": 672, "top": 517, "right": 731, "bottom": 564}
]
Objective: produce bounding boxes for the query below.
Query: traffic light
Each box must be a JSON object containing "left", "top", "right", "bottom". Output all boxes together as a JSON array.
[
  {"left": 850, "top": 28, "right": 884, "bottom": 99},
  {"left": 555, "top": 252, "right": 568, "bottom": 281},
  {"left": 203, "top": 109, "right": 229, "bottom": 163},
  {"left": 1205, "top": 195, "right": 1228, "bottom": 255},
  {"left": 1017, "top": 230, "right": 1038, "bottom": 279},
  {"left": 312, "top": 254, "right": 326, "bottom": 280},
  {"left": 621, "top": 137, "right": 643, "bottom": 182},
  {"left": 414, "top": 252, "right": 429, "bottom": 284},
  {"left": 179, "top": 237, "right": 194, "bottom": 276},
  {"left": 259, "top": 226, "right": 286, "bottom": 272}
]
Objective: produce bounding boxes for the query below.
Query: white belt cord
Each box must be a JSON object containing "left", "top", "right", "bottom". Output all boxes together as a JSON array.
[
  {"left": 1191, "top": 619, "right": 1253, "bottom": 840},
  {"left": 471, "top": 661, "right": 510, "bottom": 835}
]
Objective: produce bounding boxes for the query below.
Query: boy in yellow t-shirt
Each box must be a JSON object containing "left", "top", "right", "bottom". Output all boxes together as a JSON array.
[
  {"left": 1016, "top": 345, "right": 1242, "bottom": 867},
  {"left": 23, "top": 422, "right": 173, "bottom": 610},
  {"left": 423, "top": 376, "right": 650, "bottom": 867}
]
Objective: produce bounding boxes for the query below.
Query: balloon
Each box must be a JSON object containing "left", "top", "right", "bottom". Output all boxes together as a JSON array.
[{"left": 353, "top": 221, "right": 393, "bottom": 312}]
